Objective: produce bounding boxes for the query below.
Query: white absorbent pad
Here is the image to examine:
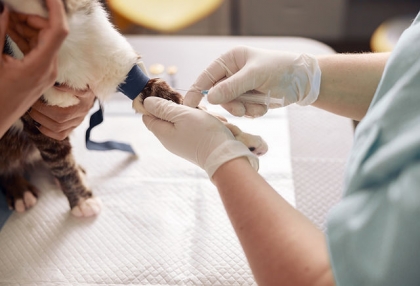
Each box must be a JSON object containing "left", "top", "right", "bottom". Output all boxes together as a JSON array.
[{"left": 0, "top": 97, "right": 294, "bottom": 285}]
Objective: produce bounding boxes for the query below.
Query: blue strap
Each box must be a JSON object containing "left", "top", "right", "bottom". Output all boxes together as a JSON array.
[
  {"left": 85, "top": 103, "right": 136, "bottom": 154},
  {"left": 85, "top": 65, "right": 150, "bottom": 154}
]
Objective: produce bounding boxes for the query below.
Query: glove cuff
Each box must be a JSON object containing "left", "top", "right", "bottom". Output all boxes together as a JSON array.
[
  {"left": 204, "top": 140, "right": 259, "bottom": 179},
  {"left": 296, "top": 54, "right": 322, "bottom": 106}
]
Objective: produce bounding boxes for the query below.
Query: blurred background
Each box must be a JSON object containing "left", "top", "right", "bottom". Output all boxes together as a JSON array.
[{"left": 103, "top": 0, "right": 420, "bottom": 53}]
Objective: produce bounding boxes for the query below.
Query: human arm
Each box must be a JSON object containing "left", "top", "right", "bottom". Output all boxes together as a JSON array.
[
  {"left": 5, "top": 3, "right": 94, "bottom": 140},
  {"left": 212, "top": 157, "right": 335, "bottom": 286},
  {"left": 142, "top": 97, "right": 335, "bottom": 286},
  {"left": 313, "top": 52, "right": 389, "bottom": 121},
  {"left": 0, "top": 0, "right": 68, "bottom": 138},
  {"left": 184, "top": 46, "right": 389, "bottom": 121}
]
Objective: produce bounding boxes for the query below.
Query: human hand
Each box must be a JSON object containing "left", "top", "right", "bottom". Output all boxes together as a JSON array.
[
  {"left": 1, "top": 0, "right": 68, "bottom": 96},
  {"left": 142, "top": 97, "right": 258, "bottom": 178},
  {"left": 184, "top": 46, "right": 321, "bottom": 117},
  {"left": 28, "top": 84, "right": 96, "bottom": 140},
  {"left": 0, "top": 0, "right": 69, "bottom": 137},
  {"left": 7, "top": 10, "right": 41, "bottom": 54}
]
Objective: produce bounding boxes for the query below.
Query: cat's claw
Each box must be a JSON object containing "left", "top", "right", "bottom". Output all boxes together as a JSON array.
[
  {"left": 71, "top": 197, "right": 102, "bottom": 217},
  {"left": 14, "top": 191, "right": 38, "bottom": 213}
]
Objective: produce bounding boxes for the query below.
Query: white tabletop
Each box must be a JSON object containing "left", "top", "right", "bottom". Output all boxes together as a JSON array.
[{"left": 0, "top": 36, "right": 353, "bottom": 285}]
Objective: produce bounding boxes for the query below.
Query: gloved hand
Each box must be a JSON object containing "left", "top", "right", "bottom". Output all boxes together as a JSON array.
[
  {"left": 184, "top": 46, "right": 321, "bottom": 117},
  {"left": 142, "top": 97, "right": 259, "bottom": 178}
]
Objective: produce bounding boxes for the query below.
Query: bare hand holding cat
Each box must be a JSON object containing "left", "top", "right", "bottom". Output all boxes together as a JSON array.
[
  {"left": 28, "top": 84, "right": 96, "bottom": 140},
  {"left": 0, "top": 0, "right": 68, "bottom": 137},
  {"left": 5, "top": 0, "right": 96, "bottom": 140}
]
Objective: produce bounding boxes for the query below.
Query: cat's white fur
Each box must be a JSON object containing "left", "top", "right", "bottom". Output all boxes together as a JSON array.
[{"left": 3, "top": 0, "right": 139, "bottom": 107}]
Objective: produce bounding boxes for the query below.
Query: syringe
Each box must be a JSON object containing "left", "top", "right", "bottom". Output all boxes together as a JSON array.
[{"left": 201, "top": 90, "right": 284, "bottom": 107}]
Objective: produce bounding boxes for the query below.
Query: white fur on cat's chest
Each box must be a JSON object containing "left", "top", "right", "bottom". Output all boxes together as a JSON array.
[{"left": 5, "top": 0, "right": 139, "bottom": 107}]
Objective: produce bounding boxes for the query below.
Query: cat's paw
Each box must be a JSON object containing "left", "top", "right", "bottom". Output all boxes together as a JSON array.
[
  {"left": 229, "top": 128, "right": 268, "bottom": 156},
  {"left": 71, "top": 197, "right": 102, "bottom": 217},
  {"left": 221, "top": 122, "right": 268, "bottom": 157},
  {"left": 237, "top": 132, "right": 269, "bottom": 156},
  {"left": 14, "top": 191, "right": 38, "bottom": 213}
]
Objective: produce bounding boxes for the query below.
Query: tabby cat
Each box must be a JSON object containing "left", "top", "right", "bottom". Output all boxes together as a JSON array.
[{"left": 0, "top": 0, "right": 267, "bottom": 217}]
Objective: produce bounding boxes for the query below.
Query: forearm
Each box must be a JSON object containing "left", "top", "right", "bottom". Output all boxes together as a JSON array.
[
  {"left": 212, "top": 157, "right": 335, "bottom": 286},
  {"left": 312, "top": 52, "right": 390, "bottom": 121}
]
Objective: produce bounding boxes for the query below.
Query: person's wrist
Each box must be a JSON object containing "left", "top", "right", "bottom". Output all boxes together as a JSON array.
[
  {"left": 212, "top": 156, "right": 252, "bottom": 183},
  {"left": 294, "top": 54, "right": 322, "bottom": 106},
  {"left": 205, "top": 140, "right": 259, "bottom": 180}
]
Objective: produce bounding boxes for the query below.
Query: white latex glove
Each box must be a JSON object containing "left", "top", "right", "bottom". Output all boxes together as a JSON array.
[
  {"left": 142, "top": 97, "right": 259, "bottom": 178},
  {"left": 184, "top": 46, "right": 321, "bottom": 117}
]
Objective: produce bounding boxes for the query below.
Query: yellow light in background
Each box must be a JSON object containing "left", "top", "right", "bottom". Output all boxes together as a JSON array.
[{"left": 107, "top": 0, "right": 224, "bottom": 33}]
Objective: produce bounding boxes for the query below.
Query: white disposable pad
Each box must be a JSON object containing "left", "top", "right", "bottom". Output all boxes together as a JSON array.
[{"left": 0, "top": 96, "right": 294, "bottom": 285}]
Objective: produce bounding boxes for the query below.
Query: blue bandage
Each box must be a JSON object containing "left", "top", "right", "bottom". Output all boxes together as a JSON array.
[
  {"left": 117, "top": 64, "right": 150, "bottom": 100},
  {"left": 86, "top": 64, "right": 150, "bottom": 154}
]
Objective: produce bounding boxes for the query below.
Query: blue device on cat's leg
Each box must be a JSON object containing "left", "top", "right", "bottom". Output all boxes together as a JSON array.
[
  {"left": 117, "top": 64, "right": 150, "bottom": 100},
  {"left": 85, "top": 65, "right": 150, "bottom": 155}
]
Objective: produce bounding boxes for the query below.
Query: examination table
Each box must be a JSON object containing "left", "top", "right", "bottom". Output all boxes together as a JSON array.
[{"left": 0, "top": 36, "right": 354, "bottom": 285}]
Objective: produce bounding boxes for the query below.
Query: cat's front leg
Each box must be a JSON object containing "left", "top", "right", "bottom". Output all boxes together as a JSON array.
[{"left": 21, "top": 114, "right": 101, "bottom": 217}]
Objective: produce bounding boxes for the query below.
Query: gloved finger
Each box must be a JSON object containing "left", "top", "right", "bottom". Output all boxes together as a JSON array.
[
  {"left": 184, "top": 46, "right": 246, "bottom": 108},
  {"left": 142, "top": 114, "right": 175, "bottom": 140},
  {"left": 183, "top": 89, "right": 204, "bottom": 108},
  {"left": 207, "top": 65, "right": 259, "bottom": 105},
  {"left": 243, "top": 102, "right": 268, "bottom": 118},
  {"left": 184, "top": 61, "right": 229, "bottom": 107},
  {"left": 220, "top": 101, "right": 246, "bottom": 117},
  {"left": 143, "top": 97, "right": 189, "bottom": 124},
  {"left": 206, "top": 46, "right": 260, "bottom": 104},
  {"left": 142, "top": 114, "right": 156, "bottom": 129}
]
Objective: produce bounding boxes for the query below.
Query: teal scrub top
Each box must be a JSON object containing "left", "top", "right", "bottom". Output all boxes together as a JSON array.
[{"left": 327, "top": 12, "right": 420, "bottom": 286}]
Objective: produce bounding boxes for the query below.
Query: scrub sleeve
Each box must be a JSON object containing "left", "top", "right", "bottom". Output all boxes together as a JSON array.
[
  {"left": 0, "top": 188, "right": 12, "bottom": 230},
  {"left": 327, "top": 11, "right": 420, "bottom": 286}
]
